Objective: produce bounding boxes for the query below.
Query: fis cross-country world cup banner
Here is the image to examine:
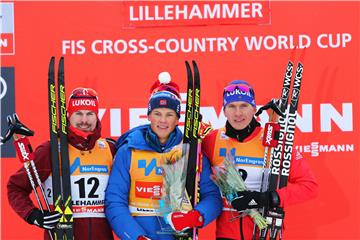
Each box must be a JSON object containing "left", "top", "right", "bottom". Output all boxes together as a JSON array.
[{"left": 0, "top": 1, "right": 359, "bottom": 239}]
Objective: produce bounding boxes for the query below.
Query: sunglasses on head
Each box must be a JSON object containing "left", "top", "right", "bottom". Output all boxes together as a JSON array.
[
  {"left": 70, "top": 87, "right": 98, "bottom": 99},
  {"left": 223, "top": 84, "right": 255, "bottom": 96}
]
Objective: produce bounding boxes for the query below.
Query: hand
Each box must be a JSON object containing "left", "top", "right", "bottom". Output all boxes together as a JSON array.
[
  {"left": 26, "top": 209, "right": 61, "bottom": 230},
  {"left": 255, "top": 99, "right": 285, "bottom": 117},
  {"left": 166, "top": 210, "right": 204, "bottom": 232},
  {"left": 231, "top": 191, "right": 280, "bottom": 211}
]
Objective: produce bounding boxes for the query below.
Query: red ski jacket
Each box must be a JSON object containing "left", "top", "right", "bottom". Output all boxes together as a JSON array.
[
  {"left": 202, "top": 125, "right": 318, "bottom": 240},
  {"left": 7, "top": 122, "right": 116, "bottom": 240}
]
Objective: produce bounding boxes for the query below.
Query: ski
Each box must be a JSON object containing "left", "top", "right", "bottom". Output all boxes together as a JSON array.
[
  {"left": 182, "top": 60, "right": 201, "bottom": 240},
  {"left": 267, "top": 61, "right": 294, "bottom": 193},
  {"left": 259, "top": 59, "right": 304, "bottom": 240},
  {"left": 48, "top": 57, "right": 63, "bottom": 240},
  {"left": 278, "top": 62, "right": 303, "bottom": 188},
  {"left": 57, "top": 57, "right": 74, "bottom": 239},
  {"left": 258, "top": 60, "right": 294, "bottom": 240},
  {"left": 48, "top": 56, "right": 73, "bottom": 239}
]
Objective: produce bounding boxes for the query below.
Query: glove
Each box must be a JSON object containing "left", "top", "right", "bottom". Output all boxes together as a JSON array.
[
  {"left": 166, "top": 210, "right": 204, "bottom": 232},
  {"left": 137, "top": 236, "right": 152, "bottom": 240},
  {"left": 231, "top": 191, "right": 280, "bottom": 211},
  {"left": 26, "top": 209, "right": 61, "bottom": 230},
  {"left": 255, "top": 99, "right": 285, "bottom": 117}
]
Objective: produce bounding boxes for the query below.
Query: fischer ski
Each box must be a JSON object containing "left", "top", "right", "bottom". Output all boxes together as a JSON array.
[
  {"left": 48, "top": 56, "right": 73, "bottom": 239},
  {"left": 258, "top": 58, "right": 304, "bottom": 240},
  {"left": 182, "top": 60, "right": 201, "bottom": 240}
]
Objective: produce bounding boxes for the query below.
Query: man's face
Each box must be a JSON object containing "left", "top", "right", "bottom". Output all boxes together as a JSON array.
[
  {"left": 69, "top": 110, "right": 97, "bottom": 132},
  {"left": 224, "top": 101, "right": 256, "bottom": 130},
  {"left": 148, "top": 108, "right": 179, "bottom": 144}
]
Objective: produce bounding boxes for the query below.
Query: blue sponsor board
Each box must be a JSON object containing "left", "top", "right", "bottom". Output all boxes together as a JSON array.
[
  {"left": 0, "top": 67, "right": 15, "bottom": 158},
  {"left": 80, "top": 165, "right": 108, "bottom": 173},
  {"left": 233, "top": 156, "right": 264, "bottom": 167},
  {"left": 219, "top": 147, "right": 263, "bottom": 166},
  {"left": 70, "top": 157, "right": 109, "bottom": 174}
]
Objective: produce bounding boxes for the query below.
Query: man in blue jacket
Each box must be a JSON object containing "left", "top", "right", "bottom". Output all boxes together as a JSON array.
[{"left": 105, "top": 72, "right": 222, "bottom": 240}]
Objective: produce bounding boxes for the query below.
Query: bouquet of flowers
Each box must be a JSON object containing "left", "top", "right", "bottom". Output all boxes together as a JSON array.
[
  {"left": 211, "top": 154, "right": 268, "bottom": 230},
  {"left": 160, "top": 143, "right": 190, "bottom": 213},
  {"left": 156, "top": 143, "right": 192, "bottom": 235}
]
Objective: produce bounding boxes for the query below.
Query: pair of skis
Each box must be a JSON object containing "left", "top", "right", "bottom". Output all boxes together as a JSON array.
[
  {"left": 182, "top": 60, "right": 201, "bottom": 240},
  {"left": 48, "top": 57, "right": 73, "bottom": 239},
  {"left": 257, "top": 56, "right": 304, "bottom": 240}
]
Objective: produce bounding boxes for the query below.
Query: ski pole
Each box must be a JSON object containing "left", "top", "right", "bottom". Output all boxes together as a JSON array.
[{"left": 3, "top": 114, "right": 54, "bottom": 240}]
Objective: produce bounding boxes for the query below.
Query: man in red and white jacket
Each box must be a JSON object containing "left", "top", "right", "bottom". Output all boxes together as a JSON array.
[
  {"left": 202, "top": 80, "right": 319, "bottom": 240},
  {"left": 7, "top": 87, "right": 115, "bottom": 240}
]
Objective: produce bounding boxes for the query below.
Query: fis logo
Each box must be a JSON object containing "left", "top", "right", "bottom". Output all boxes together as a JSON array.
[{"left": 138, "top": 159, "right": 162, "bottom": 176}]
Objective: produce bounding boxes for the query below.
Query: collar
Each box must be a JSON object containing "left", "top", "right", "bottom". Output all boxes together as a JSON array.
[
  {"left": 145, "top": 125, "right": 182, "bottom": 153},
  {"left": 225, "top": 118, "right": 260, "bottom": 142},
  {"left": 67, "top": 120, "right": 101, "bottom": 151}
]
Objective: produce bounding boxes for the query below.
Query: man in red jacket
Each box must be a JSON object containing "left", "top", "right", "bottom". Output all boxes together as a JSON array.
[
  {"left": 202, "top": 80, "right": 318, "bottom": 240},
  {"left": 7, "top": 87, "right": 115, "bottom": 240}
]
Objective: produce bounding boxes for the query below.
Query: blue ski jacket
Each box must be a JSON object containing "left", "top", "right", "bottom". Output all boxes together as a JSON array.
[{"left": 105, "top": 124, "right": 222, "bottom": 240}]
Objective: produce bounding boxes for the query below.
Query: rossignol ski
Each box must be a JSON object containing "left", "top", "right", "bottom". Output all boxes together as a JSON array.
[
  {"left": 182, "top": 60, "right": 201, "bottom": 240},
  {"left": 258, "top": 57, "right": 304, "bottom": 240},
  {"left": 48, "top": 56, "right": 73, "bottom": 240}
]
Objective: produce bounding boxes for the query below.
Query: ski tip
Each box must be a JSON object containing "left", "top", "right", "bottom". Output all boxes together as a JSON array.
[
  {"left": 48, "top": 57, "right": 55, "bottom": 75},
  {"left": 59, "top": 57, "right": 64, "bottom": 66},
  {"left": 49, "top": 57, "right": 55, "bottom": 66},
  {"left": 192, "top": 60, "right": 199, "bottom": 71},
  {"left": 58, "top": 57, "right": 64, "bottom": 74},
  {"left": 185, "top": 60, "right": 190, "bottom": 67}
]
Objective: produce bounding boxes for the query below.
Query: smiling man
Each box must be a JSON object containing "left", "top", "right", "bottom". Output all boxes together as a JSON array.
[
  {"left": 7, "top": 87, "right": 115, "bottom": 240},
  {"left": 105, "top": 72, "right": 222, "bottom": 240},
  {"left": 202, "top": 80, "right": 318, "bottom": 240}
]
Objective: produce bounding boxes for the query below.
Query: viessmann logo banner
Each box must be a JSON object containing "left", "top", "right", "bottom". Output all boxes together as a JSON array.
[
  {"left": 0, "top": 2, "right": 15, "bottom": 55},
  {"left": 0, "top": 67, "right": 16, "bottom": 158}
]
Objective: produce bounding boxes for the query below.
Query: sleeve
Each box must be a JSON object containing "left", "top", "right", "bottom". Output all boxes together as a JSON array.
[
  {"left": 276, "top": 149, "right": 319, "bottom": 208},
  {"left": 105, "top": 145, "right": 147, "bottom": 239},
  {"left": 194, "top": 155, "right": 222, "bottom": 226},
  {"left": 201, "top": 130, "right": 218, "bottom": 163},
  {"left": 7, "top": 141, "right": 52, "bottom": 220}
]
